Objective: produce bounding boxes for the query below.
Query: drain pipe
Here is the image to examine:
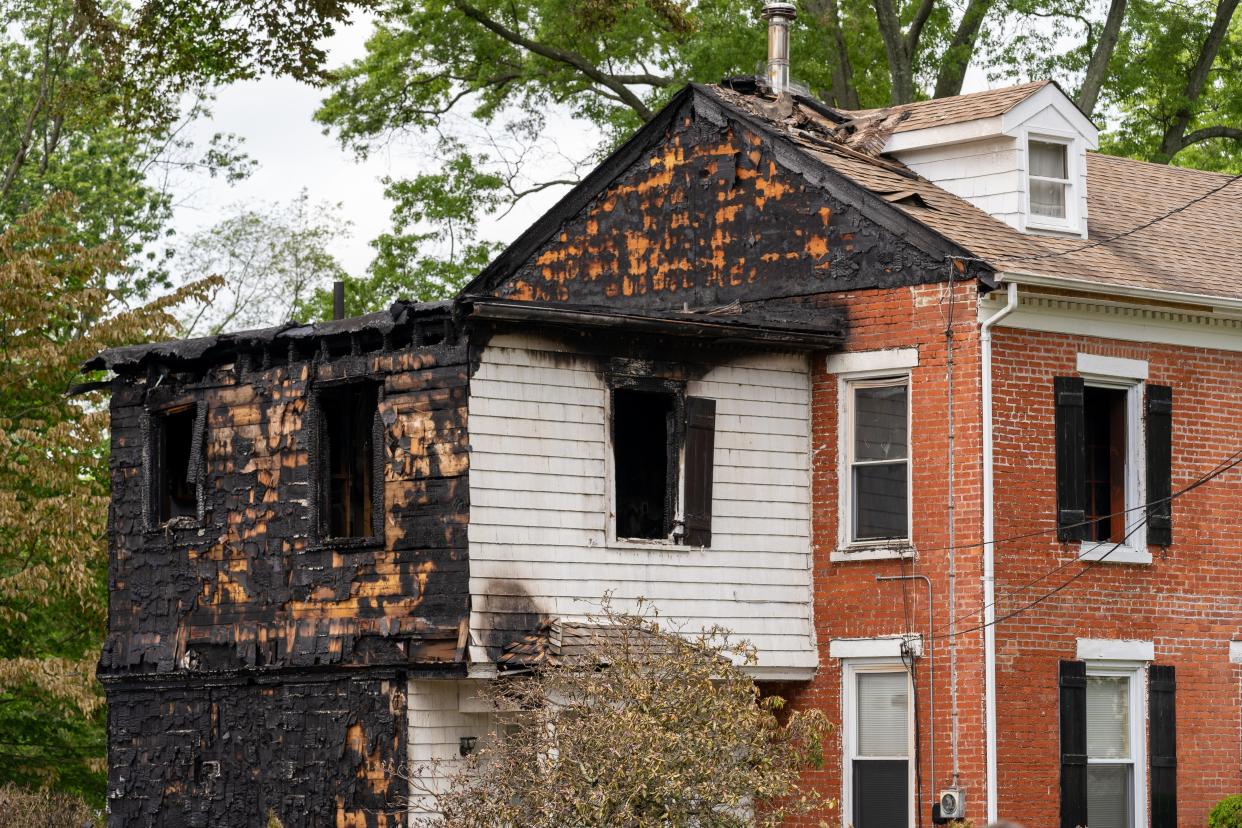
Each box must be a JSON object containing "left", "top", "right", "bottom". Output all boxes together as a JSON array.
[{"left": 980, "top": 280, "right": 1018, "bottom": 822}]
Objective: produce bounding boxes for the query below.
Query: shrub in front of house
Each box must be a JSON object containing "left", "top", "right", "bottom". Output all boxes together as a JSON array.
[{"left": 1210, "top": 794, "right": 1242, "bottom": 828}]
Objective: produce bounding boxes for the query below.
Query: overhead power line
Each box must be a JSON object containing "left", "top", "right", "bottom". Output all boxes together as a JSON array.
[{"left": 932, "top": 443, "right": 1242, "bottom": 640}]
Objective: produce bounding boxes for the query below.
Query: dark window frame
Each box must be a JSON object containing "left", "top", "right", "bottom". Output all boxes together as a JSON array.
[
  {"left": 310, "top": 378, "right": 385, "bottom": 546},
  {"left": 145, "top": 396, "right": 206, "bottom": 529},
  {"left": 608, "top": 376, "right": 685, "bottom": 543}
]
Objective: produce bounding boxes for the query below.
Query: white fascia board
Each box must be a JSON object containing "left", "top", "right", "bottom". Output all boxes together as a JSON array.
[
  {"left": 1076, "top": 638, "right": 1154, "bottom": 662},
  {"left": 1001, "top": 85, "right": 1099, "bottom": 148},
  {"left": 830, "top": 635, "right": 923, "bottom": 659},
  {"left": 1077, "top": 353, "right": 1149, "bottom": 380},
  {"left": 999, "top": 270, "right": 1242, "bottom": 316},
  {"left": 1230, "top": 641, "right": 1242, "bottom": 665},
  {"left": 884, "top": 116, "right": 1004, "bottom": 153},
  {"left": 826, "top": 348, "right": 919, "bottom": 374}
]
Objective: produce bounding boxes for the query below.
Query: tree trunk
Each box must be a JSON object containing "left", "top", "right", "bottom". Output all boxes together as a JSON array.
[
  {"left": 1158, "top": 0, "right": 1240, "bottom": 161},
  {"left": 1075, "top": 0, "right": 1128, "bottom": 117},
  {"left": 807, "top": 0, "right": 861, "bottom": 108},
  {"left": 872, "top": 0, "right": 939, "bottom": 104},
  {"left": 933, "top": 0, "right": 994, "bottom": 99}
]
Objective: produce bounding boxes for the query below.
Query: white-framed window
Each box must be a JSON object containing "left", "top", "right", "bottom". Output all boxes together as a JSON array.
[
  {"left": 1076, "top": 354, "right": 1148, "bottom": 563},
  {"left": 842, "top": 376, "right": 911, "bottom": 547},
  {"left": 842, "top": 660, "right": 914, "bottom": 828},
  {"left": 1085, "top": 664, "right": 1147, "bottom": 828},
  {"left": 1025, "top": 132, "right": 1083, "bottom": 234}
]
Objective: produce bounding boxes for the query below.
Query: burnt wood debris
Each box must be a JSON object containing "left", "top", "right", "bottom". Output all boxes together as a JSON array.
[{"left": 88, "top": 81, "right": 994, "bottom": 826}]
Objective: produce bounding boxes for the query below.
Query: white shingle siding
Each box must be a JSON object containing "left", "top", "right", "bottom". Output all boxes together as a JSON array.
[{"left": 466, "top": 332, "right": 817, "bottom": 673}]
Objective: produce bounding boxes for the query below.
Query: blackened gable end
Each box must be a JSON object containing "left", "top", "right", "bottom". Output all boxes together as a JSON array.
[{"left": 466, "top": 86, "right": 983, "bottom": 314}]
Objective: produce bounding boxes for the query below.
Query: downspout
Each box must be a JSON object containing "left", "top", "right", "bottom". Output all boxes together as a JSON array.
[{"left": 980, "top": 280, "right": 1018, "bottom": 822}]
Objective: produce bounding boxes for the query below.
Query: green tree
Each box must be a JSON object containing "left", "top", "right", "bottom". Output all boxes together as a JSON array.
[
  {"left": 317, "top": 0, "right": 1242, "bottom": 312},
  {"left": 0, "top": 195, "right": 215, "bottom": 802},
  {"left": 405, "top": 600, "right": 831, "bottom": 827},
  {"left": 178, "top": 190, "right": 352, "bottom": 335}
]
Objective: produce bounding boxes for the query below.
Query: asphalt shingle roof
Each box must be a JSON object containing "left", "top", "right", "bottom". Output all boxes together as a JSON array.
[{"left": 708, "top": 83, "right": 1242, "bottom": 302}]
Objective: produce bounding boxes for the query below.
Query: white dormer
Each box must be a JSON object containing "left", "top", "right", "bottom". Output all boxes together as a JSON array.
[{"left": 880, "top": 82, "right": 1099, "bottom": 238}]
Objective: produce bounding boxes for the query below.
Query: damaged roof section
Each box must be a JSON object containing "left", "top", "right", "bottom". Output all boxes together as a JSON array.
[
  {"left": 85, "top": 299, "right": 455, "bottom": 373},
  {"left": 498, "top": 620, "right": 675, "bottom": 672}
]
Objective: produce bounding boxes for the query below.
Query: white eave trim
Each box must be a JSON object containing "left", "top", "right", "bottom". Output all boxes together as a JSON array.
[
  {"left": 1076, "top": 638, "right": 1154, "bottom": 662},
  {"left": 830, "top": 635, "right": 923, "bottom": 659},
  {"left": 1000, "top": 270, "right": 1242, "bottom": 316}
]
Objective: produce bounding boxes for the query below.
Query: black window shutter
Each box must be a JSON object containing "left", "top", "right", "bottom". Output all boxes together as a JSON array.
[
  {"left": 682, "top": 396, "right": 716, "bottom": 547},
  {"left": 1059, "top": 660, "right": 1088, "bottom": 828},
  {"left": 1054, "top": 377, "right": 1087, "bottom": 541},
  {"left": 1146, "top": 385, "right": 1173, "bottom": 547},
  {"left": 1150, "top": 664, "right": 1177, "bottom": 828}
]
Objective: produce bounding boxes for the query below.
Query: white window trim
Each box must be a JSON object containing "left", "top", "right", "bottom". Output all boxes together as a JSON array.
[
  {"left": 602, "top": 386, "right": 687, "bottom": 551},
  {"left": 1024, "top": 130, "right": 1082, "bottom": 236},
  {"left": 841, "top": 658, "right": 916, "bottom": 828},
  {"left": 835, "top": 370, "right": 914, "bottom": 558},
  {"left": 1076, "top": 364, "right": 1150, "bottom": 565},
  {"left": 1077, "top": 638, "right": 1155, "bottom": 662},
  {"left": 1084, "top": 662, "right": 1148, "bottom": 828}
]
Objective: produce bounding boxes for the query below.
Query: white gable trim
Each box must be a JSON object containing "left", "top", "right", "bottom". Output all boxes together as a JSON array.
[
  {"left": 1002, "top": 85, "right": 1099, "bottom": 148},
  {"left": 1076, "top": 638, "right": 1154, "bottom": 662}
]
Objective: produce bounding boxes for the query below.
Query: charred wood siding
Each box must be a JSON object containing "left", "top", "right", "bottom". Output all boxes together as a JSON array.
[
  {"left": 489, "top": 98, "right": 948, "bottom": 310},
  {"left": 107, "top": 675, "right": 404, "bottom": 827},
  {"left": 100, "top": 321, "right": 470, "bottom": 826}
]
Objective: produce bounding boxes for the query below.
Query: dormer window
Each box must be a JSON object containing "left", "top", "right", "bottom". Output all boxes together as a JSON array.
[{"left": 1028, "top": 138, "right": 1071, "bottom": 221}]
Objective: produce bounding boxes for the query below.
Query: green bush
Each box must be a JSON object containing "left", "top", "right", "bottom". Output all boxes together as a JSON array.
[
  {"left": 0, "top": 784, "right": 100, "bottom": 827},
  {"left": 1210, "top": 794, "right": 1242, "bottom": 828}
]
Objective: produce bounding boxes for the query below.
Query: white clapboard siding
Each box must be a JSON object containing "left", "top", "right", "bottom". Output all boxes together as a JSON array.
[
  {"left": 468, "top": 332, "right": 816, "bottom": 672},
  {"left": 407, "top": 680, "right": 497, "bottom": 821},
  {"left": 896, "top": 136, "right": 1026, "bottom": 230}
]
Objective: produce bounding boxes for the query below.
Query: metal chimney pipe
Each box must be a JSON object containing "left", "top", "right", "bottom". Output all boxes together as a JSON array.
[
  {"left": 762, "top": 2, "right": 796, "bottom": 95},
  {"left": 332, "top": 280, "right": 345, "bottom": 320}
]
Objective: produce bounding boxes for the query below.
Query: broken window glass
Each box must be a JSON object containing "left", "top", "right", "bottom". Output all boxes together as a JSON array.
[
  {"left": 319, "top": 383, "right": 378, "bottom": 539},
  {"left": 613, "top": 388, "right": 675, "bottom": 540},
  {"left": 155, "top": 405, "right": 198, "bottom": 523}
]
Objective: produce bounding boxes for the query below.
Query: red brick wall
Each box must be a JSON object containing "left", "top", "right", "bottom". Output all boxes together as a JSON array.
[
  {"left": 990, "top": 325, "right": 1242, "bottom": 826},
  {"left": 784, "top": 281, "right": 990, "bottom": 825}
]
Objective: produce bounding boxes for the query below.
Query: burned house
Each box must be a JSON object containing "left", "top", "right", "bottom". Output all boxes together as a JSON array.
[{"left": 93, "top": 5, "right": 1242, "bottom": 828}]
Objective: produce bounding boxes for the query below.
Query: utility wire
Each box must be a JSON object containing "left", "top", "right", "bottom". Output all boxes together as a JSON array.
[
  {"left": 734, "top": 168, "right": 1241, "bottom": 307},
  {"left": 979, "top": 171, "right": 1242, "bottom": 268},
  {"left": 931, "top": 445, "right": 1242, "bottom": 640},
  {"left": 918, "top": 444, "right": 1242, "bottom": 556}
]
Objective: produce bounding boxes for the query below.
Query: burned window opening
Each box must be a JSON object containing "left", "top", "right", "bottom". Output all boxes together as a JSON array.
[
  {"left": 318, "top": 382, "right": 380, "bottom": 541},
  {"left": 1083, "top": 385, "right": 1127, "bottom": 543},
  {"left": 152, "top": 404, "right": 200, "bottom": 525},
  {"left": 613, "top": 388, "right": 677, "bottom": 541}
]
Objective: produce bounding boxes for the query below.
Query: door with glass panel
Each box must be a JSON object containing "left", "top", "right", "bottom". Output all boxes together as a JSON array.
[
  {"left": 851, "top": 669, "right": 910, "bottom": 828},
  {"left": 1087, "top": 672, "right": 1141, "bottom": 828}
]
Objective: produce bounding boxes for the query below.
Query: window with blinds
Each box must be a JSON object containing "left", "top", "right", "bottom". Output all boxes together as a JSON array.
[
  {"left": 851, "top": 670, "right": 910, "bottom": 828},
  {"left": 847, "top": 379, "right": 909, "bottom": 543},
  {"left": 1086, "top": 674, "right": 1135, "bottom": 828}
]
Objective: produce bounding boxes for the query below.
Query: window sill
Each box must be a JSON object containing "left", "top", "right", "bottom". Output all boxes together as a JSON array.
[
  {"left": 831, "top": 544, "right": 916, "bottom": 563},
  {"left": 306, "top": 536, "right": 385, "bottom": 553},
  {"left": 607, "top": 538, "right": 688, "bottom": 553},
  {"left": 1077, "top": 542, "right": 1152, "bottom": 565},
  {"left": 144, "top": 516, "right": 203, "bottom": 535}
]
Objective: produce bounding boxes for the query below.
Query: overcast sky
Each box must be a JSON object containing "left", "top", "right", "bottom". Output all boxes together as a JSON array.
[
  {"left": 171, "top": 14, "right": 993, "bottom": 282},
  {"left": 171, "top": 15, "right": 596, "bottom": 280}
]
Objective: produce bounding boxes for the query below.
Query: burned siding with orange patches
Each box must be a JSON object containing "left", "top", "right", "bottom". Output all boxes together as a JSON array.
[
  {"left": 492, "top": 95, "right": 949, "bottom": 310},
  {"left": 95, "top": 305, "right": 468, "bottom": 827}
]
